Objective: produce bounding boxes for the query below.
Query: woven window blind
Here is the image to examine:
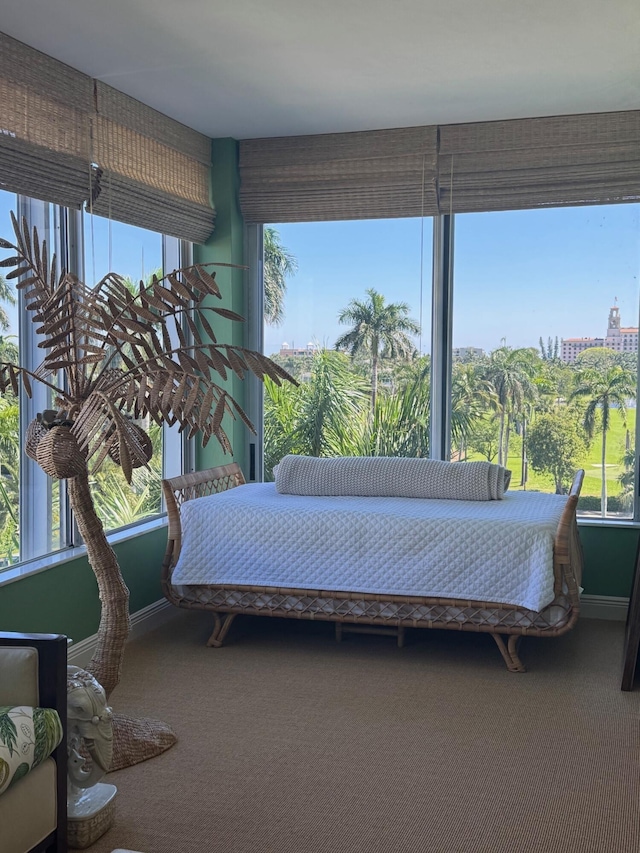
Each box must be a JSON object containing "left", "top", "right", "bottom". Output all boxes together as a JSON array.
[
  {"left": 438, "top": 111, "right": 640, "bottom": 214},
  {"left": 0, "top": 32, "right": 215, "bottom": 243},
  {"left": 239, "top": 111, "right": 640, "bottom": 223},
  {"left": 0, "top": 31, "right": 93, "bottom": 209},
  {"left": 91, "top": 82, "right": 214, "bottom": 243},
  {"left": 239, "top": 126, "right": 438, "bottom": 223}
]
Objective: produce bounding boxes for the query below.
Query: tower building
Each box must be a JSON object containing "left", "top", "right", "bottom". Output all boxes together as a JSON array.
[{"left": 561, "top": 299, "right": 638, "bottom": 362}]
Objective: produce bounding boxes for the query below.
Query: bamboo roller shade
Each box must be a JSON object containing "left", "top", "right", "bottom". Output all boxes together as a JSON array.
[
  {"left": 239, "top": 110, "right": 640, "bottom": 222},
  {"left": 0, "top": 31, "right": 215, "bottom": 244}
]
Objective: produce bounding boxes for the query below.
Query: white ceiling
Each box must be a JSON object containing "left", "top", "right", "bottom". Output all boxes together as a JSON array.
[{"left": 2, "top": 0, "right": 640, "bottom": 139}]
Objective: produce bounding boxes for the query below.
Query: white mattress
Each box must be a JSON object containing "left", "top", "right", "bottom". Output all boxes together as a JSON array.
[{"left": 170, "top": 483, "right": 569, "bottom": 612}]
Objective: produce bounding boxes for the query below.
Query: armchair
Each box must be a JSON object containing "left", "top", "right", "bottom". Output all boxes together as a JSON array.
[{"left": 0, "top": 632, "right": 67, "bottom": 853}]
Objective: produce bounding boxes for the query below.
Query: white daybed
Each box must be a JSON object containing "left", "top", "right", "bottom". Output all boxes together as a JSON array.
[{"left": 161, "top": 461, "right": 584, "bottom": 672}]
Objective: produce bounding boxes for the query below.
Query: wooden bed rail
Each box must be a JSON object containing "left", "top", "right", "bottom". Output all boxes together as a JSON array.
[
  {"left": 161, "top": 463, "right": 245, "bottom": 589},
  {"left": 552, "top": 469, "right": 584, "bottom": 604}
]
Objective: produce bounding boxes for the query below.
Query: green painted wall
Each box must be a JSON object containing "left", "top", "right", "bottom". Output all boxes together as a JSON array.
[
  {"left": 579, "top": 524, "right": 639, "bottom": 598},
  {"left": 0, "top": 526, "right": 167, "bottom": 641},
  {"left": 194, "top": 137, "right": 247, "bottom": 472}
]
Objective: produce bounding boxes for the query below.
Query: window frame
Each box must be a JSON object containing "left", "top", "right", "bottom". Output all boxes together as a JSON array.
[
  {"left": 249, "top": 210, "right": 640, "bottom": 525},
  {"left": 0, "top": 194, "right": 189, "bottom": 578}
]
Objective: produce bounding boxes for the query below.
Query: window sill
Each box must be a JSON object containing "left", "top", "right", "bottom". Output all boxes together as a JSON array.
[
  {"left": 578, "top": 517, "right": 640, "bottom": 529},
  {"left": 0, "top": 515, "right": 168, "bottom": 588}
]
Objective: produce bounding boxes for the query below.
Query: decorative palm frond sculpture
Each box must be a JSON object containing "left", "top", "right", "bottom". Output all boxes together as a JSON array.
[{"left": 0, "top": 213, "right": 294, "bottom": 768}]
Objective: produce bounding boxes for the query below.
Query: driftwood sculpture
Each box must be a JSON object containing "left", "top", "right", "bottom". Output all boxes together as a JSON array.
[{"left": 0, "top": 213, "right": 294, "bottom": 768}]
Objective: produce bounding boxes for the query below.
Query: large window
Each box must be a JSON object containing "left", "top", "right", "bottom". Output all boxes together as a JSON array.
[
  {"left": 259, "top": 218, "right": 433, "bottom": 480},
  {"left": 0, "top": 190, "right": 19, "bottom": 565},
  {"left": 253, "top": 203, "right": 640, "bottom": 521},
  {"left": 0, "top": 195, "right": 187, "bottom": 572},
  {"left": 452, "top": 205, "right": 640, "bottom": 519},
  {"left": 83, "top": 213, "right": 165, "bottom": 532}
]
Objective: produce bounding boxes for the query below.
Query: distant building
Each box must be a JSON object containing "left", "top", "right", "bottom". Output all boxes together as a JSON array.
[
  {"left": 452, "top": 346, "right": 484, "bottom": 362},
  {"left": 279, "top": 342, "right": 318, "bottom": 358},
  {"left": 561, "top": 300, "right": 638, "bottom": 363}
]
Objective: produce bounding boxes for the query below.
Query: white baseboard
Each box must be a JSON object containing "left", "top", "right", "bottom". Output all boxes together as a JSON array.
[
  {"left": 68, "top": 599, "right": 179, "bottom": 668},
  {"left": 580, "top": 594, "right": 629, "bottom": 621}
]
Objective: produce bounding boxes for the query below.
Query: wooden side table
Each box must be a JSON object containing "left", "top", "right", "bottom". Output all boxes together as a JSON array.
[{"left": 621, "top": 536, "right": 640, "bottom": 691}]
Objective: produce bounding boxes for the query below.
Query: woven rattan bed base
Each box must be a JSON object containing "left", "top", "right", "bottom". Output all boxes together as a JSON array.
[{"left": 161, "top": 464, "right": 584, "bottom": 673}]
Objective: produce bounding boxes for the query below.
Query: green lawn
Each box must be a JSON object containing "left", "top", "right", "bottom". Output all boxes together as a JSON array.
[{"left": 508, "top": 408, "right": 635, "bottom": 496}]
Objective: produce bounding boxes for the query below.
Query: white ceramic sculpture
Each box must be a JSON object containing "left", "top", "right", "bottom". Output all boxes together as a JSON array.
[{"left": 66, "top": 665, "right": 117, "bottom": 845}]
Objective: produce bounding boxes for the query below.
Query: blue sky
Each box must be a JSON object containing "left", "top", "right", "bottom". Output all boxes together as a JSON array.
[
  {"left": 265, "top": 205, "right": 640, "bottom": 357},
  {"left": 0, "top": 194, "right": 162, "bottom": 337},
  {"left": 1, "top": 191, "right": 638, "bottom": 359}
]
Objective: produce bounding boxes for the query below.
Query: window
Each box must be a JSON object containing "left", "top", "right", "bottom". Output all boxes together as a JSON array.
[
  {"left": 0, "top": 190, "right": 19, "bottom": 566},
  {"left": 251, "top": 202, "right": 640, "bottom": 522},
  {"left": 0, "top": 195, "right": 187, "bottom": 572},
  {"left": 257, "top": 218, "right": 433, "bottom": 480},
  {"left": 451, "top": 204, "right": 640, "bottom": 519},
  {"left": 83, "top": 213, "right": 165, "bottom": 532}
]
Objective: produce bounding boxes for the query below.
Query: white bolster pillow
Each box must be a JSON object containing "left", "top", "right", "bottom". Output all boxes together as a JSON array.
[{"left": 274, "top": 455, "right": 511, "bottom": 501}]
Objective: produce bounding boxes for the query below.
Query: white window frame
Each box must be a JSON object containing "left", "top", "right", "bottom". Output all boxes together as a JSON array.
[
  {"left": 2, "top": 195, "right": 189, "bottom": 577},
  {"left": 249, "top": 213, "right": 640, "bottom": 525}
]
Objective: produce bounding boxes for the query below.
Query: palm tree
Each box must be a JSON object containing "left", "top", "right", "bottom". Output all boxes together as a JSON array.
[
  {"left": 264, "top": 227, "right": 297, "bottom": 326},
  {"left": 0, "top": 213, "right": 294, "bottom": 766},
  {"left": 0, "top": 335, "right": 18, "bottom": 365},
  {"left": 335, "top": 288, "right": 420, "bottom": 414},
  {"left": 0, "top": 274, "right": 16, "bottom": 331},
  {"left": 366, "top": 357, "right": 430, "bottom": 457},
  {"left": 570, "top": 365, "right": 636, "bottom": 517},
  {"left": 482, "top": 347, "right": 538, "bottom": 467},
  {"left": 0, "top": 395, "right": 19, "bottom": 563},
  {"left": 618, "top": 444, "right": 635, "bottom": 513},
  {"left": 450, "top": 362, "right": 496, "bottom": 461}
]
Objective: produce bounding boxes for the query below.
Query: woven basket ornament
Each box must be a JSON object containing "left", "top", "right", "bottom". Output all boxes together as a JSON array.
[
  {"left": 25, "top": 417, "right": 48, "bottom": 461},
  {"left": 108, "top": 423, "right": 153, "bottom": 468},
  {"left": 36, "top": 425, "right": 87, "bottom": 479}
]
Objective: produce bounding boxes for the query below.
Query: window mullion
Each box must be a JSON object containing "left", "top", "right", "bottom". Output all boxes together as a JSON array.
[
  {"left": 162, "top": 236, "right": 189, "bottom": 480},
  {"left": 64, "top": 206, "right": 84, "bottom": 547},
  {"left": 243, "top": 224, "right": 264, "bottom": 482},
  {"left": 16, "top": 197, "right": 54, "bottom": 561},
  {"left": 430, "top": 214, "right": 454, "bottom": 461}
]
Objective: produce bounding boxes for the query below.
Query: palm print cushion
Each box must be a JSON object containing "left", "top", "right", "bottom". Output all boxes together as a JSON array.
[{"left": 0, "top": 705, "right": 63, "bottom": 794}]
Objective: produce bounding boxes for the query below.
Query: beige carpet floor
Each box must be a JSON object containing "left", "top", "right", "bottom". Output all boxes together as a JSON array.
[{"left": 87, "top": 612, "right": 639, "bottom": 853}]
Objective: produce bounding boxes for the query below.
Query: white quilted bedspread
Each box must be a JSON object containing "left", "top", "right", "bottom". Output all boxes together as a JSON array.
[{"left": 170, "top": 483, "right": 569, "bottom": 612}]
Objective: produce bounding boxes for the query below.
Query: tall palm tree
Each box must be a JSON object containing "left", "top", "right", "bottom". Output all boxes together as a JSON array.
[
  {"left": 335, "top": 288, "right": 420, "bottom": 414},
  {"left": 451, "top": 362, "right": 496, "bottom": 461},
  {"left": 0, "top": 395, "right": 20, "bottom": 563},
  {"left": 570, "top": 365, "right": 636, "bottom": 517},
  {"left": 264, "top": 226, "right": 297, "bottom": 326},
  {"left": 264, "top": 350, "right": 369, "bottom": 473},
  {"left": 0, "top": 274, "right": 16, "bottom": 331},
  {"left": 0, "top": 213, "right": 294, "bottom": 766},
  {"left": 294, "top": 350, "right": 369, "bottom": 457},
  {"left": 482, "top": 347, "right": 538, "bottom": 467},
  {"left": 366, "top": 357, "right": 430, "bottom": 457}
]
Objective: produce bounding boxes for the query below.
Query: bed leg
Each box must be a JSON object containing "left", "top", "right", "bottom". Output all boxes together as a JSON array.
[
  {"left": 491, "top": 633, "right": 526, "bottom": 673},
  {"left": 335, "top": 623, "right": 343, "bottom": 643},
  {"left": 397, "top": 626, "right": 405, "bottom": 648},
  {"left": 207, "top": 613, "right": 236, "bottom": 648}
]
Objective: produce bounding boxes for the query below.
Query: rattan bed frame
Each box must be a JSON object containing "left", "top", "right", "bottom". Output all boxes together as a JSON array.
[{"left": 161, "top": 464, "right": 584, "bottom": 672}]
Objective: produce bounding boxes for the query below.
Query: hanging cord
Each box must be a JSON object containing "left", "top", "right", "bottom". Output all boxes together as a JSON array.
[
  {"left": 88, "top": 110, "right": 97, "bottom": 288},
  {"left": 88, "top": 87, "right": 99, "bottom": 288},
  {"left": 448, "top": 154, "right": 454, "bottom": 288},
  {"left": 418, "top": 154, "right": 426, "bottom": 356},
  {"left": 108, "top": 170, "right": 112, "bottom": 273}
]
